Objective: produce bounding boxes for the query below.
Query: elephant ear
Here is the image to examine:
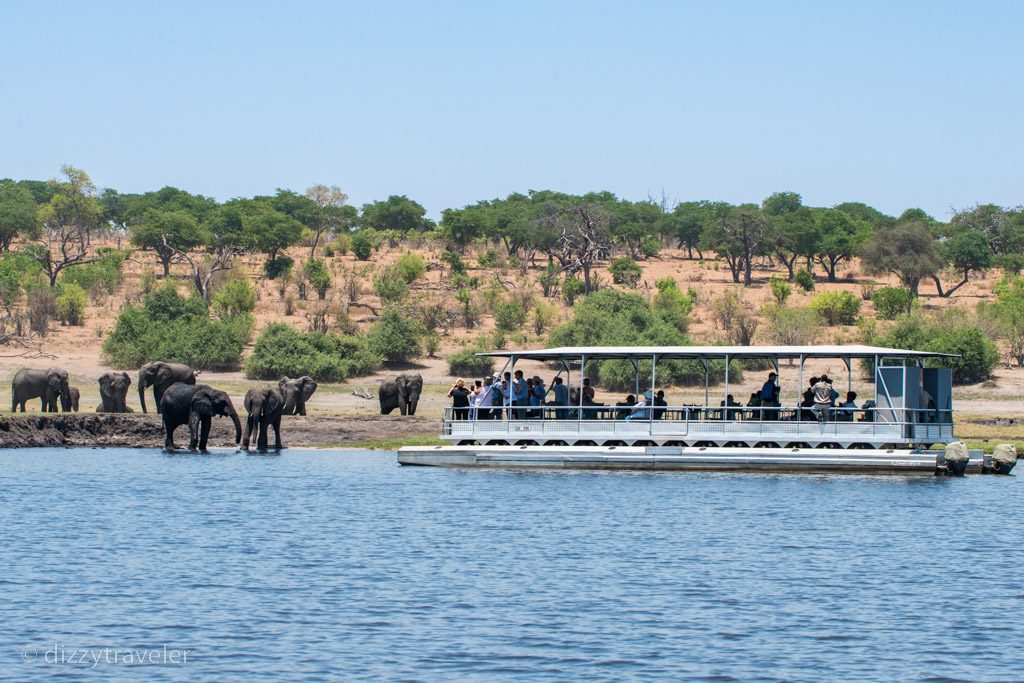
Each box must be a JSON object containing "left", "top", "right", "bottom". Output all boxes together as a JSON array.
[
  {"left": 192, "top": 390, "right": 214, "bottom": 417},
  {"left": 157, "top": 366, "right": 172, "bottom": 385},
  {"left": 279, "top": 376, "right": 291, "bottom": 389},
  {"left": 47, "top": 372, "right": 63, "bottom": 389},
  {"left": 300, "top": 377, "right": 318, "bottom": 401},
  {"left": 122, "top": 372, "right": 133, "bottom": 387},
  {"left": 99, "top": 374, "right": 112, "bottom": 391}
]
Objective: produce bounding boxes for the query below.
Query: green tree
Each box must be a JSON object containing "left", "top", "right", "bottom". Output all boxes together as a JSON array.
[
  {"left": 130, "top": 209, "right": 205, "bottom": 277},
  {"left": 861, "top": 222, "right": 944, "bottom": 309},
  {"left": 762, "top": 193, "right": 818, "bottom": 280},
  {"left": 439, "top": 206, "right": 486, "bottom": 251},
  {"left": 982, "top": 277, "right": 1024, "bottom": 366},
  {"left": 305, "top": 184, "right": 354, "bottom": 258},
  {"left": 608, "top": 257, "right": 643, "bottom": 287},
  {"left": 34, "top": 165, "right": 104, "bottom": 287},
  {"left": 700, "top": 203, "right": 769, "bottom": 285},
  {"left": 0, "top": 182, "right": 40, "bottom": 251},
  {"left": 361, "top": 195, "right": 432, "bottom": 234},
  {"left": 813, "top": 208, "right": 865, "bottom": 282},
  {"left": 244, "top": 201, "right": 305, "bottom": 264},
  {"left": 303, "top": 258, "right": 332, "bottom": 300},
  {"left": 933, "top": 230, "right": 993, "bottom": 297},
  {"left": 369, "top": 307, "right": 425, "bottom": 363},
  {"left": 658, "top": 201, "right": 708, "bottom": 259}
]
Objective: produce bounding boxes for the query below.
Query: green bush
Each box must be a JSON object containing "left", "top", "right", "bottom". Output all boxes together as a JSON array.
[
  {"left": 866, "top": 311, "right": 998, "bottom": 384},
  {"left": 395, "top": 252, "right": 426, "bottom": 284},
  {"left": 769, "top": 277, "right": 791, "bottom": 305},
  {"left": 62, "top": 249, "right": 128, "bottom": 300},
  {"left": 55, "top": 283, "right": 87, "bottom": 326},
  {"left": 562, "top": 276, "right": 584, "bottom": 305},
  {"left": 244, "top": 323, "right": 380, "bottom": 381},
  {"left": 997, "top": 253, "right": 1024, "bottom": 274},
  {"left": 263, "top": 255, "right": 294, "bottom": 280},
  {"left": 871, "top": 286, "right": 913, "bottom": 319},
  {"left": 373, "top": 266, "right": 408, "bottom": 303},
  {"left": 477, "top": 249, "right": 500, "bottom": 269},
  {"left": 640, "top": 235, "right": 661, "bottom": 258},
  {"left": 809, "top": 290, "right": 861, "bottom": 325},
  {"left": 368, "top": 307, "right": 426, "bottom": 363},
  {"left": 795, "top": 268, "right": 815, "bottom": 291},
  {"left": 493, "top": 299, "right": 525, "bottom": 332},
  {"left": 352, "top": 231, "right": 373, "bottom": 260},
  {"left": 447, "top": 347, "right": 495, "bottom": 377},
  {"left": 440, "top": 251, "right": 467, "bottom": 275},
  {"left": 653, "top": 277, "right": 693, "bottom": 334},
  {"left": 303, "top": 258, "right": 332, "bottom": 300},
  {"left": 211, "top": 278, "right": 257, "bottom": 319},
  {"left": 0, "top": 251, "right": 42, "bottom": 310},
  {"left": 609, "top": 257, "right": 643, "bottom": 287},
  {"left": 103, "top": 284, "right": 252, "bottom": 370},
  {"left": 762, "top": 304, "right": 823, "bottom": 345}
]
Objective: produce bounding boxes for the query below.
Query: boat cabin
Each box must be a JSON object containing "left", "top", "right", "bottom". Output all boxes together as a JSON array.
[{"left": 443, "top": 345, "right": 956, "bottom": 449}]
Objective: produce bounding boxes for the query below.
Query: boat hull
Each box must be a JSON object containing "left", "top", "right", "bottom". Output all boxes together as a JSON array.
[{"left": 398, "top": 445, "right": 987, "bottom": 475}]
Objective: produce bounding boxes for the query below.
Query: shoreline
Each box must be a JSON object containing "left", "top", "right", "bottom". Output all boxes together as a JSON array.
[{"left": 0, "top": 414, "right": 441, "bottom": 450}]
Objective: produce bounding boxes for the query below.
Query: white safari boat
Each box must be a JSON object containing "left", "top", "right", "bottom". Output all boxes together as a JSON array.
[{"left": 399, "top": 345, "right": 1011, "bottom": 475}]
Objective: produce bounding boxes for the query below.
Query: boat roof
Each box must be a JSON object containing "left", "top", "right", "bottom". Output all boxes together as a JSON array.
[{"left": 479, "top": 345, "right": 958, "bottom": 361}]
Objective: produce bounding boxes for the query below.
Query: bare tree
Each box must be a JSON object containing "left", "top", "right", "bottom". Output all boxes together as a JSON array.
[
  {"left": 543, "top": 202, "right": 612, "bottom": 294},
  {"left": 305, "top": 184, "right": 349, "bottom": 258},
  {"left": 33, "top": 165, "right": 102, "bottom": 286}
]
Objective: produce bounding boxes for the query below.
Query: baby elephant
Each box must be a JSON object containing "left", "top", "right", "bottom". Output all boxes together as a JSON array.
[
  {"left": 242, "top": 386, "right": 286, "bottom": 452},
  {"left": 65, "top": 387, "right": 80, "bottom": 412}
]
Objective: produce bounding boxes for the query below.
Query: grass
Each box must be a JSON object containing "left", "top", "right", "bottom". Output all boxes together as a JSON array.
[{"left": 334, "top": 435, "right": 444, "bottom": 450}]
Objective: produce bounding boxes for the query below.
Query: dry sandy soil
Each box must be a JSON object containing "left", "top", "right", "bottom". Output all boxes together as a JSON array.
[{"left": 1, "top": 239, "right": 1022, "bottom": 448}]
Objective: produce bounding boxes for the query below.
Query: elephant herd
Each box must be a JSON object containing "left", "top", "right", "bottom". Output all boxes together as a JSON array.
[{"left": 10, "top": 362, "right": 318, "bottom": 454}]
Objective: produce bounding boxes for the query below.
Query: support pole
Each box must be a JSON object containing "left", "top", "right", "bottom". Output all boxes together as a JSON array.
[
  {"left": 650, "top": 354, "right": 657, "bottom": 423},
  {"left": 724, "top": 354, "right": 730, "bottom": 420}
]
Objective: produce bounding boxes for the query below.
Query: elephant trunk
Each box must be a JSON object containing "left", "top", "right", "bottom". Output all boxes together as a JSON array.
[
  {"left": 229, "top": 409, "right": 242, "bottom": 444},
  {"left": 138, "top": 379, "right": 148, "bottom": 414},
  {"left": 408, "top": 394, "right": 419, "bottom": 416}
]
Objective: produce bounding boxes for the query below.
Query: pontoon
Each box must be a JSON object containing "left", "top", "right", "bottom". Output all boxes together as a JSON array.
[{"left": 399, "top": 345, "right": 1005, "bottom": 474}]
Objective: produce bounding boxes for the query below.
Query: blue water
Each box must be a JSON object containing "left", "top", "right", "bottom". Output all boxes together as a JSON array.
[{"left": 1, "top": 449, "right": 1022, "bottom": 681}]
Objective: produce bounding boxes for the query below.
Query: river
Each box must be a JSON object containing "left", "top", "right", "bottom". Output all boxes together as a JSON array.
[{"left": 1, "top": 448, "right": 1022, "bottom": 681}]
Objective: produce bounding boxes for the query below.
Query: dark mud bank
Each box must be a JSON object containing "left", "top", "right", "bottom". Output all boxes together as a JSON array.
[{"left": 0, "top": 414, "right": 439, "bottom": 449}]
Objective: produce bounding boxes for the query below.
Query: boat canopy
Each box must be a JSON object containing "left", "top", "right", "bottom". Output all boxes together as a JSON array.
[{"left": 478, "top": 345, "right": 958, "bottom": 361}]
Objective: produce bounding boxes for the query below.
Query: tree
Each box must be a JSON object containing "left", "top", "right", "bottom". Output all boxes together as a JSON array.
[
  {"left": 546, "top": 200, "right": 613, "bottom": 294},
  {"left": 361, "top": 195, "right": 432, "bottom": 234},
  {"left": 932, "top": 230, "right": 993, "bottom": 297},
  {"left": 700, "top": 203, "right": 769, "bottom": 285},
  {"left": 305, "top": 184, "right": 353, "bottom": 258},
  {"left": 659, "top": 201, "right": 707, "bottom": 259},
  {"left": 984, "top": 277, "right": 1024, "bottom": 366},
  {"left": 762, "top": 192, "right": 818, "bottom": 280},
  {"left": 170, "top": 202, "right": 251, "bottom": 302},
  {"left": 610, "top": 199, "right": 661, "bottom": 260},
  {"left": 33, "top": 165, "right": 103, "bottom": 287},
  {"left": 813, "top": 208, "right": 864, "bottom": 282},
  {"left": 130, "top": 209, "right": 205, "bottom": 277},
  {"left": 861, "top": 222, "right": 944, "bottom": 310},
  {"left": 439, "top": 206, "right": 487, "bottom": 251},
  {"left": 949, "top": 204, "right": 1024, "bottom": 255},
  {"left": 244, "top": 201, "right": 305, "bottom": 264},
  {"left": 0, "top": 182, "right": 39, "bottom": 251}
]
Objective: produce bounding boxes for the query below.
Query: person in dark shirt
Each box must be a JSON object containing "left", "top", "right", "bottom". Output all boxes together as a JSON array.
[
  {"left": 653, "top": 390, "right": 668, "bottom": 420},
  {"left": 448, "top": 379, "right": 471, "bottom": 420},
  {"left": 759, "top": 372, "right": 780, "bottom": 420}
]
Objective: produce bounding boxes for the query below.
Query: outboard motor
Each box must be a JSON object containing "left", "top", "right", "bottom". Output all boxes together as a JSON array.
[
  {"left": 938, "top": 441, "right": 970, "bottom": 477},
  {"left": 984, "top": 444, "right": 1017, "bottom": 475}
]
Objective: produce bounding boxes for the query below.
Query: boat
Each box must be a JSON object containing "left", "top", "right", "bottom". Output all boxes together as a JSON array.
[{"left": 399, "top": 345, "right": 1013, "bottom": 475}]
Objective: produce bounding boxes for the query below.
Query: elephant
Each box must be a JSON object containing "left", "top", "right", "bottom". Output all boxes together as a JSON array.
[
  {"left": 11, "top": 368, "right": 71, "bottom": 412},
  {"left": 378, "top": 373, "right": 423, "bottom": 416},
  {"left": 242, "top": 386, "right": 286, "bottom": 452},
  {"left": 279, "top": 376, "right": 318, "bottom": 416},
  {"left": 159, "top": 383, "right": 241, "bottom": 453},
  {"left": 97, "top": 371, "right": 133, "bottom": 413},
  {"left": 65, "top": 386, "right": 80, "bottom": 412},
  {"left": 139, "top": 362, "right": 197, "bottom": 414}
]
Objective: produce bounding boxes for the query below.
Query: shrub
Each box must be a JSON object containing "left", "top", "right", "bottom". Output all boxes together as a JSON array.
[
  {"left": 368, "top": 307, "right": 426, "bottom": 363},
  {"left": 872, "top": 286, "right": 913, "bottom": 320},
  {"left": 769, "top": 277, "right": 791, "bottom": 305},
  {"left": 762, "top": 304, "right": 823, "bottom": 345},
  {"left": 609, "top": 257, "right": 643, "bottom": 287},
  {"left": 55, "top": 283, "right": 87, "bottom": 326},
  {"left": 373, "top": 266, "right": 408, "bottom": 303},
  {"left": 0, "top": 251, "right": 42, "bottom": 311},
  {"left": 710, "top": 290, "right": 758, "bottom": 345},
  {"left": 62, "top": 249, "right": 128, "bottom": 301},
  {"left": 795, "top": 267, "right": 815, "bottom": 291},
  {"left": 423, "top": 332, "right": 440, "bottom": 358},
  {"left": 563, "top": 276, "right": 584, "bottom": 305},
  {"left": 395, "top": 252, "right": 426, "bottom": 284},
  {"left": 303, "top": 258, "right": 332, "bottom": 300},
  {"left": 808, "top": 291, "right": 860, "bottom": 325},
  {"left": 351, "top": 231, "right": 373, "bottom": 260},
  {"left": 103, "top": 284, "right": 252, "bottom": 370},
  {"left": 532, "top": 301, "right": 557, "bottom": 335},
  {"left": 477, "top": 249, "right": 500, "bottom": 269},
  {"left": 331, "top": 233, "right": 351, "bottom": 256},
  {"left": 456, "top": 289, "right": 480, "bottom": 328},
  {"left": 538, "top": 266, "right": 560, "bottom": 298},
  {"left": 26, "top": 285, "right": 56, "bottom": 336},
  {"left": 493, "top": 299, "right": 525, "bottom": 332},
  {"left": 263, "top": 255, "right": 294, "bottom": 280},
  {"left": 211, "top": 278, "right": 257, "bottom": 319},
  {"left": 440, "top": 251, "right": 466, "bottom": 275},
  {"left": 244, "top": 322, "right": 380, "bottom": 381},
  {"left": 997, "top": 253, "right": 1024, "bottom": 275},
  {"left": 866, "top": 311, "right": 998, "bottom": 384},
  {"left": 448, "top": 347, "right": 495, "bottom": 377},
  {"left": 640, "top": 235, "right": 661, "bottom": 258},
  {"left": 653, "top": 278, "right": 693, "bottom": 334}
]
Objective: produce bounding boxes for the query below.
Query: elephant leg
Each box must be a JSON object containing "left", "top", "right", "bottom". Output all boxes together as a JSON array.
[
  {"left": 257, "top": 418, "right": 268, "bottom": 452},
  {"left": 399, "top": 401, "right": 408, "bottom": 416},
  {"left": 272, "top": 416, "right": 283, "bottom": 450},
  {"left": 163, "top": 416, "right": 176, "bottom": 450},
  {"left": 241, "top": 415, "right": 254, "bottom": 451},
  {"left": 154, "top": 387, "right": 164, "bottom": 414},
  {"left": 198, "top": 417, "right": 212, "bottom": 453}
]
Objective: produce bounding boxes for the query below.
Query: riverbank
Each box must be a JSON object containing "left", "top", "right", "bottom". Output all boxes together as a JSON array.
[{"left": 0, "top": 414, "right": 441, "bottom": 449}]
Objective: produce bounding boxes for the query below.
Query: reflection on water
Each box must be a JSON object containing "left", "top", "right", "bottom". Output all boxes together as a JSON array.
[{"left": 1, "top": 448, "right": 1023, "bottom": 681}]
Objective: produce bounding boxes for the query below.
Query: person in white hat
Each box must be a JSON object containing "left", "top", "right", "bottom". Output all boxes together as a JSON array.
[{"left": 627, "top": 390, "right": 653, "bottom": 420}]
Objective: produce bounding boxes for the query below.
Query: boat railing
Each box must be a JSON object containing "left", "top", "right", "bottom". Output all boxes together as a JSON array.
[{"left": 440, "top": 404, "right": 953, "bottom": 443}]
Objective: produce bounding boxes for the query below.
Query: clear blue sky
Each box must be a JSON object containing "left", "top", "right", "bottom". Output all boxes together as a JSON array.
[{"left": 3, "top": 1, "right": 1021, "bottom": 219}]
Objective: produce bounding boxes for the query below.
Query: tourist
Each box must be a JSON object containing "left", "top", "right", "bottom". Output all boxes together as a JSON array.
[
  {"left": 837, "top": 391, "right": 858, "bottom": 421},
  {"left": 529, "top": 375, "right": 546, "bottom": 419},
  {"left": 760, "top": 372, "right": 780, "bottom": 420},
  {"left": 721, "top": 394, "right": 741, "bottom": 420},
  {"left": 475, "top": 377, "right": 495, "bottom": 420},
  {"left": 627, "top": 390, "right": 653, "bottom": 420},
  {"left": 811, "top": 374, "right": 839, "bottom": 422},
  {"left": 549, "top": 376, "right": 570, "bottom": 419},
  {"left": 800, "top": 377, "right": 818, "bottom": 421},
  {"left": 448, "top": 379, "right": 471, "bottom": 420},
  {"left": 616, "top": 394, "right": 637, "bottom": 420},
  {"left": 511, "top": 370, "right": 529, "bottom": 420},
  {"left": 653, "top": 390, "right": 667, "bottom": 420},
  {"left": 582, "top": 378, "right": 595, "bottom": 403}
]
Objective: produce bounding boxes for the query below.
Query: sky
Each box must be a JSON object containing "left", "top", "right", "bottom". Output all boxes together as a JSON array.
[{"left": 2, "top": 1, "right": 1022, "bottom": 219}]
